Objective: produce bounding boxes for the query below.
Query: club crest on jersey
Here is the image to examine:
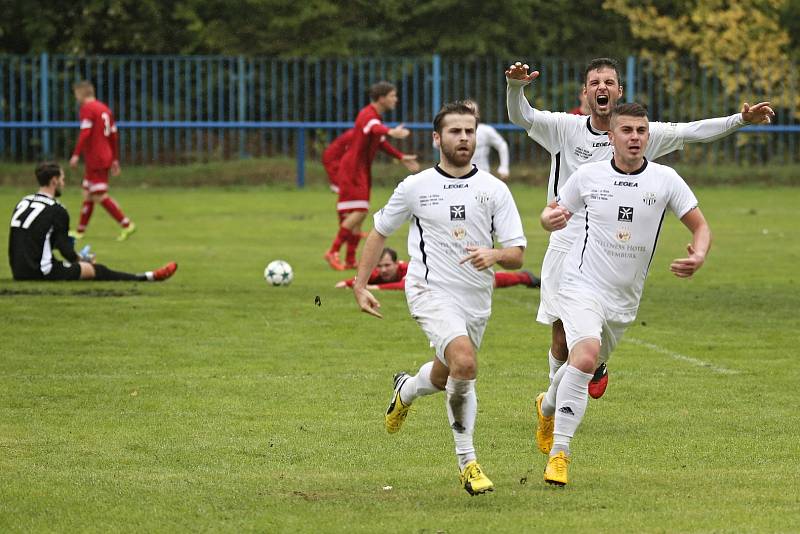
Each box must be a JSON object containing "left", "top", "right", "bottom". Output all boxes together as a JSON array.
[
  {"left": 618, "top": 206, "right": 634, "bottom": 222},
  {"left": 452, "top": 225, "right": 467, "bottom": 240},
  {"left": 475, "top": 191, "right": 490, "bottom": 204},
  {"left": 643, "top": 192, "right": 657, "bottom": 206},
  {"left": 450, "top": 205, "right": 465, "bottom": 220},
  {"left": 615, "top": 227, "right": 632, "bottom": 242}
]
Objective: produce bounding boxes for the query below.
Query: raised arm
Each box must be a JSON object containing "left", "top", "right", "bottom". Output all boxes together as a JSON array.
[
  {"left": 677, "top": 102, "right": 774, "bottom": 144},
  {"left": 670, "top": 207, "right": 712, "bottom": 278},
  {"left": 505, "top": 62, "right": 540, "bottom": 130}
]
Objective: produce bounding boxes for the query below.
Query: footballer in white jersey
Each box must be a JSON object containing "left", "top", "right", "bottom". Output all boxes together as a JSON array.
[
  {"left": 506, "top": 58, "right": 774, "bottom": 401},
  {"left": 373, "top": 165, "right": 525, "bottom": 318},
  {"left": 353, "top": 101, "right": 526, "bottom": 496},
  {"left": 536, "top": 103, "right": 712, "bottom": 486},
  {"left": 471, "top": 124, "right": 510, "bottom": 179}
]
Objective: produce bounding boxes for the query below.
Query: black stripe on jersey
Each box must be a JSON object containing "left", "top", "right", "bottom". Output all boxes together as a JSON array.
[
  {"left": 435, "top": 164, "right": 479, "bottom": 179},
  {"left": 646, "top": 208, "right": 667, "bottom": 273},
  {"left": 578, "top": 205, "right": 589, "bottom": 271},
  {"left": 586, "top": 117, "right": 608, "bottom": 136},
  {"left": 553, "top": 152, "right": 561, "bottom": 198},
  {"left": 415, "top": 216, "right": 429, "bottom": 282},
  {"left": 611, "top": 157, "right": 648, "bottom": 175}
]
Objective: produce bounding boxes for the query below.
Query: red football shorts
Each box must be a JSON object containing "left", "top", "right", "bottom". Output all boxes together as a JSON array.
[
  {"left": 82, "top": 168, "right": 110, "bottom": 194},
  {"left": 336, "top": 174, "right": 370, "bottom": 214}
]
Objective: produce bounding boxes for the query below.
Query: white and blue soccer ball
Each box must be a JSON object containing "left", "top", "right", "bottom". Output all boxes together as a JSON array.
[{"left": 264, "top": 260, "right": 293, "bottom": 286}]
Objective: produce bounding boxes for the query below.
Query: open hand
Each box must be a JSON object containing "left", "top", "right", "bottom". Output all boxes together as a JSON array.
[
  {"left": 388, "top": 124, "right": 410, "bottom": 139},
  {"left": 401, "top": 154, "right": 420, "bottom": 172},
  {"left": 670, "top": 244, "right": 706, "bottom": 278},
  {"left": 505, "top": 62, "right": 540, "bottom": 86},
  {"left": 741, "top": 102, "right": 774, "bottom": 124}
]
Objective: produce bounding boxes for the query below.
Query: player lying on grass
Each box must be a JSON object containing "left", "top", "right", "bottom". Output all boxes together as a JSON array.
[
  {"left": 535, "top": 103, "right": 711, "bottom": 487},
  {"left": 8, "top": 162, "right": 177, "bottom": 282},
  {"left": 335, "top": 246, "right": 538, "bottom": 290},
  {"left": 506, "top": 57, "right": 774, "bottom": 401},
  {"left": 353, "top": 100, "right": 527, "bottom": 496}
]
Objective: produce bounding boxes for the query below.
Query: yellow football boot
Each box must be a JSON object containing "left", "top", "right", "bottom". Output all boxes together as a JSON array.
[
  {"left": 384, "top": 372, "right": 411, "bottom": 434},
  {"left": 535, "top": 392, "right": 554, "bottom": 454},
  {"left": 544, "top": 451, "right": 570, "bottom": 486},
  {"left": 460, "top": 461, "right": 494, "bottom": 496}
]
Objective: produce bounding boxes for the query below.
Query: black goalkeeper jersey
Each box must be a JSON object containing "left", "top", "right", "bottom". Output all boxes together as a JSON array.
[{"left": 8, "top": 192, "right": 78, "bottom": 280}]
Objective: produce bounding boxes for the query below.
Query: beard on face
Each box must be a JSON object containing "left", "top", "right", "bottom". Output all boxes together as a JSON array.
[{"left": 440, "top": 141, "right": 475, "bottom": 167}]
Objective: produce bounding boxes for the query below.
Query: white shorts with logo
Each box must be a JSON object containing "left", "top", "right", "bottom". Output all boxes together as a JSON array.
[
  {"left": 556, "top": 288, "right": 632, "bottom": 364},
  {"left": 406, "top": 283, "right": 489, "bottom": 365},
  {"left": 536, "top": 247, "right": 568, "bottom": 325}
]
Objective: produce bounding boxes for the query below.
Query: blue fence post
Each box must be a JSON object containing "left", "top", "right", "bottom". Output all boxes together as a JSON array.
[
  {"left": 626, "top": 56, "right": 635, "bottom": 103},
  {"left": 40, "top": 52, "right": 50, "bottom": 157},
  {"left": 296, "top": 127, "right": 305, "bottom": 188},
  {"left": 432, "top": 53, "right": 441, "bottom": 161},
  {"left": 238, "top": 55, "right": 246, "bottom": 158}
]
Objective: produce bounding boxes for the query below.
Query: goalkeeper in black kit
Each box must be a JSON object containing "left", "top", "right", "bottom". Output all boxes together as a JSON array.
[{"left": 8, "top": 162, "right": 177, "bottom": 282}]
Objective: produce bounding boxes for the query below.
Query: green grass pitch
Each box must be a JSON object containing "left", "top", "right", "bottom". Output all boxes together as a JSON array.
[{"left": 1, "top": 181, "right": 799, "bottom": 532}]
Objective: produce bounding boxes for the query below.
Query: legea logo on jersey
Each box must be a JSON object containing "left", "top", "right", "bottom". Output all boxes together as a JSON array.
[
  {"left": 618, "top": 206, "right": 634, "bottom": 222},
  {"left": 450, "top": 205, "right": 465, "bottom": 220},
  {"left": 643, "top": 192, "right": 657, "bottom": 206}
]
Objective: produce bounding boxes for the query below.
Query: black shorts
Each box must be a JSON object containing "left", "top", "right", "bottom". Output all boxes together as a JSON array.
[{"left": 42, "top": 261, "right": 82, "bottom": 281}]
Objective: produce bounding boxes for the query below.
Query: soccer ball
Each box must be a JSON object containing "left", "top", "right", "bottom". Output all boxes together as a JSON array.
[{"left": 264, "top": 260, "right": 293, "bottom": 286}]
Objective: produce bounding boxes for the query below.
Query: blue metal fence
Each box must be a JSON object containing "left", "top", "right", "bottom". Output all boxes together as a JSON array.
[{"left": 0, "top": 53, "right": 797, "bottom": 186}]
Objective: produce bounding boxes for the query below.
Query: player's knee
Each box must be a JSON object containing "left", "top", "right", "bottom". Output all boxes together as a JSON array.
[
  {"left": 569, "top": 341, "right": 599, "bottom": 374},
  {"left": 444, "top": 337, "right": 477, "bottom": 379},
  {"left": 78, "top": 261, "right": 96, "bottom": 280}
]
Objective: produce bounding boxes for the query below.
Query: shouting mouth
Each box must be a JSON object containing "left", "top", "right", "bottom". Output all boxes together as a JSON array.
[{"left": 597, "top": 95, "right": 609, "bottom": 106}]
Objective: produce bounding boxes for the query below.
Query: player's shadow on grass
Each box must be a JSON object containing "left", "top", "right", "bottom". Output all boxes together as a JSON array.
[{"left": 0, "top": 287, "right": 143, "bottom": 298}]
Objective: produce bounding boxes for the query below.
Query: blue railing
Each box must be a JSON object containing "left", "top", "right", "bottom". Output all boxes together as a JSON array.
[{"left": 1, "top": 53, "right": 797, "bottom": 186}]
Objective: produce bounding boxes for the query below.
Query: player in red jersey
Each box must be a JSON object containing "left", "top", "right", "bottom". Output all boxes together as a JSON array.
[
  {"left": 335, "top": 248, "right": 539, "bottom": 290},
  {"left": 325, "top": 81, "right": 420, "bottom": 271},
  {"left": 69, "top": 80, "right": 136, "bottom": 242},
  {"left": 322, "top": 129, "right": 354, "bottom": 194}
]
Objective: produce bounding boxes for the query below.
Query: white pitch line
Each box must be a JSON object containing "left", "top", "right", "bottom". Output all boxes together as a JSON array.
[{"left": 626, "top": 337, "right": 739, "bottom": 375}]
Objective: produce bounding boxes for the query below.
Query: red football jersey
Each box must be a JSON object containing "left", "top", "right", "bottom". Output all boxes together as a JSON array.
[
  {"left": 344, "top": 261, "right": 409, "bottom": 290},
  {"left": 73, "top": 100, "right": 119, "bottom": 170},
  {"left": 336, "top": 104, "right": 402, "bottom": 188},
  {"left": 323, "top": 129, "right": 355, "bottom": 184}
]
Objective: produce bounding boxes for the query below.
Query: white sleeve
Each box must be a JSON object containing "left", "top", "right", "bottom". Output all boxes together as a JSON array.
[
  {"left": 506, "top": 83, "right": 562, "bottom": 153},
  {"left": 666, "top": 169, "right": 698, "bottom": 219},
  {"left": 487, "top": 126, "right": 510, "bottom": 175},
  {"left": 491, "top": 183, "right": 527, "bottom": 248},
  {"left": 373, "top": 179, "right": 413, "bottom": 236},
  {"left": 555, "top": 170, "right": 583, "bottom": 214},
  {"left": 648, "top": 115, "right": 745, "bottom": 160}
]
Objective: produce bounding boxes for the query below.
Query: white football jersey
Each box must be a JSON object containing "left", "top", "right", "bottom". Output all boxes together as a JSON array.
[
  {"left": 471, "top": 124, "right": 509, "bottom": 176},
  {"left": 556, "top": 159, "right": 698, "bottom": 321},
  {"left": 525, "top": 110, "right": 689, "bottom": 252},
  {"left": 374, "top": 165, "right": 527, "bottom": 317}
]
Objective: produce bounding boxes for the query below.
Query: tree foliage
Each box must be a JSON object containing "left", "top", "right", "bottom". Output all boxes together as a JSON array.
[{"left": 603, "top": 0, "right": 799, "bottom": 117}]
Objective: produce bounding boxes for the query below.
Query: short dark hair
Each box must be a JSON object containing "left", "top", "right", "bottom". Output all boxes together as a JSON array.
[
  {"left": 583, "top": 57, "right": 621, "bottom": 85},
  {"left": 611, "top": 102, "right": 648, "bottom": 121},
  {"left": 381, "top": 247, "right": 398, "bottom": 262},
  {"left": 369, "top": 81, "right": 396, "bottom": 102},
  {"left": 35, "top": 162, "right": 62, "bottom": 186},
  {"left": 432, "top": 100, "right": 479, "bottom": 134}
]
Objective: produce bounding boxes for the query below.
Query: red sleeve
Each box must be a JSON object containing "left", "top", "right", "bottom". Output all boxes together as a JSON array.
[
  {"left": 72, "top": 106, "right": 91, "bottom": 156},
  {"left": 110, "top": 130, "right": 119, "bottom": 161},
  {"left": 363, "top": 118, "right": 390, "bottom": 137},
  {"left": 380, "top": 138, "right": 404, "bottom": 159},
  {"left": 377, "top": 279, "right": 406, "bottom": 290},
  {"left": 344, "top": 277, "right": 357, "bottom": 288}
]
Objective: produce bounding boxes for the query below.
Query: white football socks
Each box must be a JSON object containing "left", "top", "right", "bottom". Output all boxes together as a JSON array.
[
  {"left": 398, "top": 361, "right": 440, "bottom": 405},
  {"left": 548, "top": 349, "right": 566, "bottom": 383},
  {"left": 551, "top": 365, "right": 592, "bottom": 456},
  {"left": 542, "top": 362, "right": 569, "bottom": 417},
  {"left": 445, "top": 377, "right": 478, "bottom": 470}
]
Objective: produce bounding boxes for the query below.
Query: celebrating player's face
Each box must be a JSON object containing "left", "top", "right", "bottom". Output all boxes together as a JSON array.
[
  {"left": 609, "top": 115, "right": 649, "bottom": 164},
  {"left": 437, "top": 114, "right": 477, "bottom": 167},
  {"left": 584, "top": 67, "right": 622, "bottom": 118}
]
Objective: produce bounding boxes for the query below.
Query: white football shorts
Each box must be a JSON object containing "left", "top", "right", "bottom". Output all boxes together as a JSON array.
[
  {"left": 406, "top": 283, "right": 489, "bottom": 365},
  {"left": 556, "top": 288, "right": 632, "bottom": 364},
  {"left": 536, "top": 248, "right": 568, "bottom": 325}
]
